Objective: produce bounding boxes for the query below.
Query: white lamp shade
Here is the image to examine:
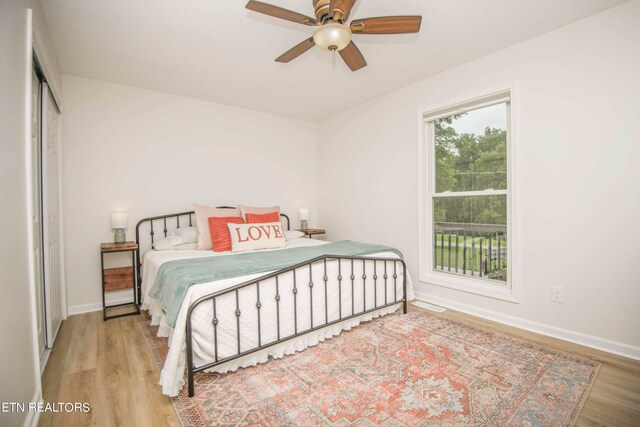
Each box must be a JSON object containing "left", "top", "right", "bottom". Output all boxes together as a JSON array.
[
  {"left": 298, "top": 208, "right": 309, "bottom": 221},
  {"left": 111, "top": 211, "right": 128, "bottom": 229}
]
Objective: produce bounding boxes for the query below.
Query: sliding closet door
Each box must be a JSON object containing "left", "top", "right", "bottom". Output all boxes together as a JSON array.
[
  {"left": 31, "top": 67, "right": 46, "bottom": 356},
  {"left": 42, "top": 82, "right": 62, "bottom": 345}
]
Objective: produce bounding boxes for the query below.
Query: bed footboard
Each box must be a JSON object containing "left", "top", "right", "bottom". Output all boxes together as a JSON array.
[{"left": 185, "top": 254, "right": 407, "bottom": 397}]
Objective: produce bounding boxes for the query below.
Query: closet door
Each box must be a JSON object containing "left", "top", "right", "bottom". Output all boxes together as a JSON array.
[
  {"left": 31, "top": 68, "right": 46, "bottom": 356},
  {"left": 42, "top": 82, "right": 62, "bottom": 346}
]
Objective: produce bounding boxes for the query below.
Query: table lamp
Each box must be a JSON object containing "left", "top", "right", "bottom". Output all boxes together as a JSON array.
[
  {"left": 298, "top": 208, "right": 309, "bottom": 230},
  {"left": 111, "top": 211, "right": 128, "bottom": 243}
]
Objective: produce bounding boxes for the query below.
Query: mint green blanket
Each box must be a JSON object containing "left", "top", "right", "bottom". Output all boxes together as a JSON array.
[{"left": 149, "top": 240, "right": 403, "bottom": 327}]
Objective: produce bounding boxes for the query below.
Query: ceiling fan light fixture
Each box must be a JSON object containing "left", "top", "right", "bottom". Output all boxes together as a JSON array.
[{"left": 313, "top": 23, "right": 352, "bottom": 51}]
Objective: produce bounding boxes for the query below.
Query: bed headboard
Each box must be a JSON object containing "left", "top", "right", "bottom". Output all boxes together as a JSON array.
[{"left": 134, "top": 207, "right": 291, "bottom": 297}]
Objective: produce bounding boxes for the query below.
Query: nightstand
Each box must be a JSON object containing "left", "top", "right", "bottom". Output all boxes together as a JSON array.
[
  {"left": 297, "top": 229, "right": 326, "bottom": 239},
  {"left": 100, "top": 241, "right": 140, "bottom": 320}
]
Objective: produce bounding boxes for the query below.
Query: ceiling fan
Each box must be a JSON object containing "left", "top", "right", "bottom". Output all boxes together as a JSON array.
[{"left": 246, "top": 0, "right": 422, "bottom": 71}]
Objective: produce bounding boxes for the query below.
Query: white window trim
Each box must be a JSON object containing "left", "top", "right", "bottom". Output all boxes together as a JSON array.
[{"left": 417, "top": 84, "right": 520, "bottom": 303}]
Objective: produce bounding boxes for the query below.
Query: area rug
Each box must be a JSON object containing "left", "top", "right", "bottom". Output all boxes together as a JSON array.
[{"left": 139, "top": 310, "right": 599, "bottom": 426}]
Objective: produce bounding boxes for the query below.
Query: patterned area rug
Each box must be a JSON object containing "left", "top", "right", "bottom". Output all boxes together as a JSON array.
[{"left": 139, "top": 310, "right": 599, "bottom": 426}]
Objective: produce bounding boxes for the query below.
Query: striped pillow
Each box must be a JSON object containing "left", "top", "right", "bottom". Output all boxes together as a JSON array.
[
  {"left": 245, "top": 211, "right": 280, "bottom": 224},
  {"left": 238, "top": 204, "right": 280, "bottom": 221},
  {"left": 208, "top": 216, "right": 245, "bottom": 252},
  {"left": 194, "top": 203, "right": 241, "bottom": 250}
]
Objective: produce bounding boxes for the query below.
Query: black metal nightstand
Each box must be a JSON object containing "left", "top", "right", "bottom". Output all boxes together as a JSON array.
[{"left": 100, "top": 241, "right": 140, "bottom": 320}]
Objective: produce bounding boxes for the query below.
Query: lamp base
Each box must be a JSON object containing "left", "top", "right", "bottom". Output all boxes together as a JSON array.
[
  {"left": 300, "top": 220, "right": 308, "bottom": 230},
  {"left": 114, "top": 229, "right": 126, "bottom": 244}
]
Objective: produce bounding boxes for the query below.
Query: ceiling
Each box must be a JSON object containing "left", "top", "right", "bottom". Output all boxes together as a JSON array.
[{"left": 41, "top": 0, "right": 625, "bottom": 121}]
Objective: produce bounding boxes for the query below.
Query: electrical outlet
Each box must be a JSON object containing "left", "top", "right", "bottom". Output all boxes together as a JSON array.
[{"left": 551, "top": 286, "right": 564, "bottom": 303}]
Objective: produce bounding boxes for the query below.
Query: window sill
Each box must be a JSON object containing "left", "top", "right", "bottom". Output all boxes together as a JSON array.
[{"left": 419, "top": 271, "right": 519, "bottom": 303}]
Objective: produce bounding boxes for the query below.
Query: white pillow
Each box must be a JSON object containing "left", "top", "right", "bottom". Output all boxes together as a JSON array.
[
  {"left": 153, "top": 234, "right": 182, "bottom": 250},
  {"left": 227, "top": 222, "right": 286, "bottom": 253},
  {"left": 284, "top": 230, "right": 305, "bottom": 240},
  {"left": 175, "top": 226, "right": 197, "bottom": 243},
  {"left": 153, "top": 235, "right": 199, "bottom": 251}
]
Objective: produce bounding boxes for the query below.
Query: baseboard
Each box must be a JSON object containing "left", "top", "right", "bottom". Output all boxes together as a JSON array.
[
  {"left": 67, "top": 297, "right": 134, "bottom": 316},
  {"left": 412, "top": 300, "right": 447, "bottom": 313},
  {"left": 39, "top": 348, "right": 51, "bottom": 375},
  {"left": 414, "top": 291, "right": 640, "bottom": 361},
  {"left": 22, "top": 389, "right": 41, "bottom": 427}
]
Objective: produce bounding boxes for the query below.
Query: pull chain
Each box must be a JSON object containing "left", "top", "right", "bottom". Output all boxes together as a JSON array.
[{"left": 332, "top": 49, "right": 336, "bottom": 69}]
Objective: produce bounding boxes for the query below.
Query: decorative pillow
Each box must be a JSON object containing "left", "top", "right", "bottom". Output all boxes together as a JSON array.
[
  {"left": 245, "top": 211, "right": 280, "bottom": 224},
  {"left": 194, "top": 203, "right": 241, "bottom": 250},
  {"left": 227, "top": 222, "right": 286, "bottom": 253},
  {"left": 238, "top": 204, "right": 281, "bottom": 221},
  {"left": 208, "top": 216, "right": 245, "bottom": 252},
  {"left": 174, "top": 226, "right": 197, "bottom": 244},
  {"left": 284, "top": 230, "right": 305, "bottom": 240}
]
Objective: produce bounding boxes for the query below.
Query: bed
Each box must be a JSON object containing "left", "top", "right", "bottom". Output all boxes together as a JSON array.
[{"left": 136, "top": 210, "right": 413, "bottom": 397}]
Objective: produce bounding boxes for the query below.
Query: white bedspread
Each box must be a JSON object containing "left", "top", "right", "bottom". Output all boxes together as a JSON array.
[{"left": 141, "top": 238, "right": 413, "bottom": 396}]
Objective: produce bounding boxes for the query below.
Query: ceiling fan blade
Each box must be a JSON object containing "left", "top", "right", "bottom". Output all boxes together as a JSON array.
[
  {"left": 275, "top": 37, "right": 316, "bottom": 63},
  {"left": 339, "top": 41, "right": 367, "bottom": 71},
  {"left": 330, "top": 0, "right": 357, "bottom": 21},
  {"left": 351, "top": 16, "right": 422, "bottom": 34},
  {"left": 246, "top": 0, "right": 318, "bottom": 26}
]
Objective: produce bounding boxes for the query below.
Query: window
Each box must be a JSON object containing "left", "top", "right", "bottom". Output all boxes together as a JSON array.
[{"left": 419, "top": 89, "right": 516, "bottom": 301}]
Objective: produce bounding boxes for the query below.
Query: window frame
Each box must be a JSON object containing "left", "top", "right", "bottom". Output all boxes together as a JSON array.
[{"left": 418, "top": 87, "right": 519, "bottom": 302}]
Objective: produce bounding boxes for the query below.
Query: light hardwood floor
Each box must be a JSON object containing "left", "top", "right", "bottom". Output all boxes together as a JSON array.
[{"left": 40, "top": 305, "right": 640, "bottom": 426}]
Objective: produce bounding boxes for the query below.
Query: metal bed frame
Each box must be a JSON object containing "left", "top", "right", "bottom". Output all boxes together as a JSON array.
[{"left": 136, "top": 209, "right": 408, "bottom": 397}]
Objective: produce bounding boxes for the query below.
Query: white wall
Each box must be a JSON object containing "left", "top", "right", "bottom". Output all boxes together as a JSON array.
[
  {"left": 317, "top": 2, "right": 640, "bottom": 357},
  {"left": 61, "top": 75, "right": 318, "bottom": 312},
  {"left": 0, "top": 0, "right": 61, "bottom": 426}
]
